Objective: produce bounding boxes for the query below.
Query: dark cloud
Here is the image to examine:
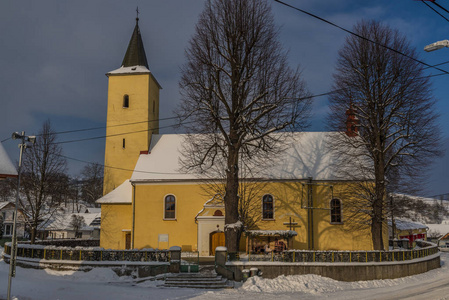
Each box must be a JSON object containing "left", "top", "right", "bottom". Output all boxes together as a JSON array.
[{"left": 1, "top": 0, "right": 447, "bottom": 195}]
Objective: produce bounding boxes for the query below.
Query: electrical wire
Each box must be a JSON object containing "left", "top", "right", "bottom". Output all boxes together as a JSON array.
[
  {"left": 58, "top": 154, "right": 185, "bottom": 175},
  {"left": 421, "top": 0, "right": 449, "bottom": 23},
  {"left": 273, "top": 0, "right": 449, "bottom": 75},
  {"left": 0, "top": 116, "right": 180, "bottom": 143},
  {"left": 52, "top": 115, "right": 179, "bottom": 135},
  {"left": 432, "top": 0, "right": 449, "bottom": 15},
  {"left": 53, "top": 120, "right": 196, "bottom": 145},
  {"left": 27, "top": 144, "right": 187, "bottom": 175},
  {"left": 1, "top": 90, "right": 339, "bottom": 144}
]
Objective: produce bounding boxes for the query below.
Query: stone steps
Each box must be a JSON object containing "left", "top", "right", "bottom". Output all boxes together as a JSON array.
[{"left": 158, "top": 273, "right": 233, "bottom": 289}]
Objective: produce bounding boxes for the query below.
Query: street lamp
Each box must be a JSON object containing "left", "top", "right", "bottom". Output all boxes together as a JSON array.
[
  {"left": 7, "top": 132, "right": 35, "bottom": 300},
  {"left": 424, "top": 40, "right": 449, "bottom": 52}
]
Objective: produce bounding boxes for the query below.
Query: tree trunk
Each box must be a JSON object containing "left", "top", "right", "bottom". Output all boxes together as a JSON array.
[
  {"left": 224, "top": 143, "right": 242, "bottom": 253},
  {"left": 30, "top": 225, "right": 37, "bottom": 244},
  {"left": 372, "top": 148, "right": 385, "bottom": 250}
]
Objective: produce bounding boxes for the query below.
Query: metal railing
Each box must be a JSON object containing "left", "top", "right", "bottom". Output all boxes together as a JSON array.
[
  {"left": 180, "top": 251, "right": 199, "bottom": 272},
  {"left": 4, "top": 243, "right": 170, "bottom": 262},
  {"left": 240, "top": 241, "right": 438, "bottom": 263}
]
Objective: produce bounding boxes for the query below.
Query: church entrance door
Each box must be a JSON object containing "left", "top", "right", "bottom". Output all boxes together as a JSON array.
[{"left": 210, "top": 231, "right": 225, "bottom": 255}]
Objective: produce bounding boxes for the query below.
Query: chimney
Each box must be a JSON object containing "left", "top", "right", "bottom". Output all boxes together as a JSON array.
[{"left": 345, "top": 104, "right": 360, "bottom": 137}]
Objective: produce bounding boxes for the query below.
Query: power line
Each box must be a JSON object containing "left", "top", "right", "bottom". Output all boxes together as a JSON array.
[
  {"left": 1, "top": 72, "right": 444, "bottom": 145},
  {"left": 27, "top": 144, "right": 187, "bottom": 175},
  {"left": 432, "top": 0, "right": 449, "bottom": 15},
  {"left": 421, "top": 0, "right": 449, "bottom": 23},
  {"left": 1, "top": 91, "right": 338, "bottom": 144},
  {"left": 53, "top": 120, "right": 196, "bottom": 145},
  {"left": 0, "top": 115, "right": 180, "bottom": 143},
  {"left": 426, "top": 60, "right": 449, "bottom": 68},
  {"left": 58, "top": 153, "right": 185, "bottom": 175},
  {"left": 52, "top": 115, "right": 179, "bottom": 136},
  {"left": 273, "top": 0, "right": 449, "bottom": 75}
]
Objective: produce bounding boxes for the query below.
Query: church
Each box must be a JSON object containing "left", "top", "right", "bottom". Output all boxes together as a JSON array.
[{"left": 97, "top": 18, "right": 388, "bottom": 255}]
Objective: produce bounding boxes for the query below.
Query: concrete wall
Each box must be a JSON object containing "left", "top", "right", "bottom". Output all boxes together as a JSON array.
[
  {"left": 222, "top": 254, "right": 440, "bottom": 282},
  {"left": 3, "top": 246, "right": 180, "bottom": 278},
  {"left": 3, "top": 255, "right": 170, "bottom": 277}
]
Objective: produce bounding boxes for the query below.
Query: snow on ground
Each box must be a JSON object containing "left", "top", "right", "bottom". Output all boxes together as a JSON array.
[{"left": 1, "top": 246, "right": 449, "bottom": 300}]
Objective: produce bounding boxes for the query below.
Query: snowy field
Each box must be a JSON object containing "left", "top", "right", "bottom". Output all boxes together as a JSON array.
[{"left": 1, "top": 248, "right": 449, "bottom": 300}]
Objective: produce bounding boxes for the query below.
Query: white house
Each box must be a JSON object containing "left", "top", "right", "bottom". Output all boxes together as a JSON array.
[
  {"left": 0, "top": 201, "right": 26, "bottom": 238},
  {"left": 38, "top": 212, "right": 101, "bottom": 240}
]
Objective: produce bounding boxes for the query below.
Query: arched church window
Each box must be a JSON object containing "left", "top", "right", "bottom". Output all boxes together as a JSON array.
[
  {"left": 164, "top": 195, "right": 176, "bottom": 219},
  {"left": 123, "top": 94, "right": 129, "bottom": 108},
  {"left": 262, "top": 194, "right": 274, "bottom": 219},
  {"left": 330, "top": 198, "right": 342, "bottom": 223}
]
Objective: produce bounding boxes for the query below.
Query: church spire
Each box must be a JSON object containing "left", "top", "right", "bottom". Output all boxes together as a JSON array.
[{"left": 121, "top": 13, "right": 149, "bottom": 69}]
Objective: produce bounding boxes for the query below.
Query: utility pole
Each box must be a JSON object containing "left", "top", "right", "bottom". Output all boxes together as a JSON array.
[
  {"left": 307, "top": 177, "right": 314, "bottom": 250},
  {"left": 7, "top": 132, "right": 35, "bottom": 300},
  {"left": 390, "top": 194, "right": 396, "bottom": 249}
]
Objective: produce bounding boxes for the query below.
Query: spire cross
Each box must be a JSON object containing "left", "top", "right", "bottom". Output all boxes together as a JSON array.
[{"left": 136, "top": 7, "right": 140, "bottom": 20}]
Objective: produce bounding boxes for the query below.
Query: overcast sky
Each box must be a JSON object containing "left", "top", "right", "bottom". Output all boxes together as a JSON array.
[{"left": 0, "top": 0, "right": 448, "bottom": 196}]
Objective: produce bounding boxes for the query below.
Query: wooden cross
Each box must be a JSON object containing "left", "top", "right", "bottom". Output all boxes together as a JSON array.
[{"left": 283, "top": 217, "right": 300, "bottom": 230}]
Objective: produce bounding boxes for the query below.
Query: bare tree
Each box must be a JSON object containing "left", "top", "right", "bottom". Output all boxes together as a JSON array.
[
  {"left": 0, "top": 213, "right": 3, "bottom": 239},
  {"left": 80, "top": 163, "right": 103, "bottom": 207},
  {"left": 177, "top": 0, "right": 311, "bottom": 252},
  {"left": 19, "top": 120, "right": 68, "bottom": 243},
  {"left": 328, "top": 20, "right": 441, "bottom": 250},
  {"left": 0, "top": 178, "right": 14, "bottom": 202},
  {"left": 47, "top": 173, "right": 71, "bottom": 207},
  {"left": 70, "top": 214, "right": 86, "bottom": 238}
]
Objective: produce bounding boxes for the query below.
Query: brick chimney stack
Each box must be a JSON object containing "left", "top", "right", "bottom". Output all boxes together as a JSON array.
[{"left": 345, "top": 104, "right": 360, "bottom": 137}]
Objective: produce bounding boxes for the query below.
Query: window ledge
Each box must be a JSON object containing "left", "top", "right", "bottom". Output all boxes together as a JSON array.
[
  {"left": 163, "top": 218, "right": 177, "bottom": 221},
  {"left": 262, "top": 218, "right": 275, "bottom": 221},
  {"left": 330, "top": 222, "right": 344, "bottom": 225}
]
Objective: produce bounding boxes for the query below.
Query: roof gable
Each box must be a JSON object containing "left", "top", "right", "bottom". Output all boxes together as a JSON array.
[
  {"left": 96, "top": 180, "right": 132, "bottom": 204},
  {"left": 0, "top": 201, "right": 14, "bottom": 210},
  {"left": 0, "top": 142, "right": 17, "bottom": 178}
]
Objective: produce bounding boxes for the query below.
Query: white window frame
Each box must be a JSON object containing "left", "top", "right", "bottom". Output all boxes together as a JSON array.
[{"left": 4, "top": 224, "right": 12, "bottom": 236}]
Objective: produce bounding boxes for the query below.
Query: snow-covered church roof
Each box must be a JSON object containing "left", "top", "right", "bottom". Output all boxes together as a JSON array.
[
  {"left": 96, "top": 180, "right": 132, "bottom": 204},
  {"left": 0, "top": 142, "right": 17, "bottom": 178},
  {"left": 130, "top": 132, "right": 369, "bottom": 183}
]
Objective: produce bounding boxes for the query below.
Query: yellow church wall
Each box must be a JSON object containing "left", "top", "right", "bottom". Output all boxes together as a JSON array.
[
  {"left": 251, "top": 181, "right": 380, "bottom": 251},
  {"left": 99, "top": 203, "right": 132, "bottom": 249},
  {"left": 99, "top": 180, "right": 387, "bottom": 252},
  {"left": 132, "top": 183, "right": 205, "bottom": 250},
  {"left": 148, "top": 75, "right": 160, "bottom": 135},
  {"left": 103, "top": 73, "right": 160, "bottom": 194}
]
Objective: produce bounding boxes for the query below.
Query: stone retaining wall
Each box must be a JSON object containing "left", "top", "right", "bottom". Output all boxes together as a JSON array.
[
  {"left": 215, "top": 243, "right": 441, "bottom": 282},
  {"left": 3, "top": 244, "right": 182, "bottom": 277}
]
